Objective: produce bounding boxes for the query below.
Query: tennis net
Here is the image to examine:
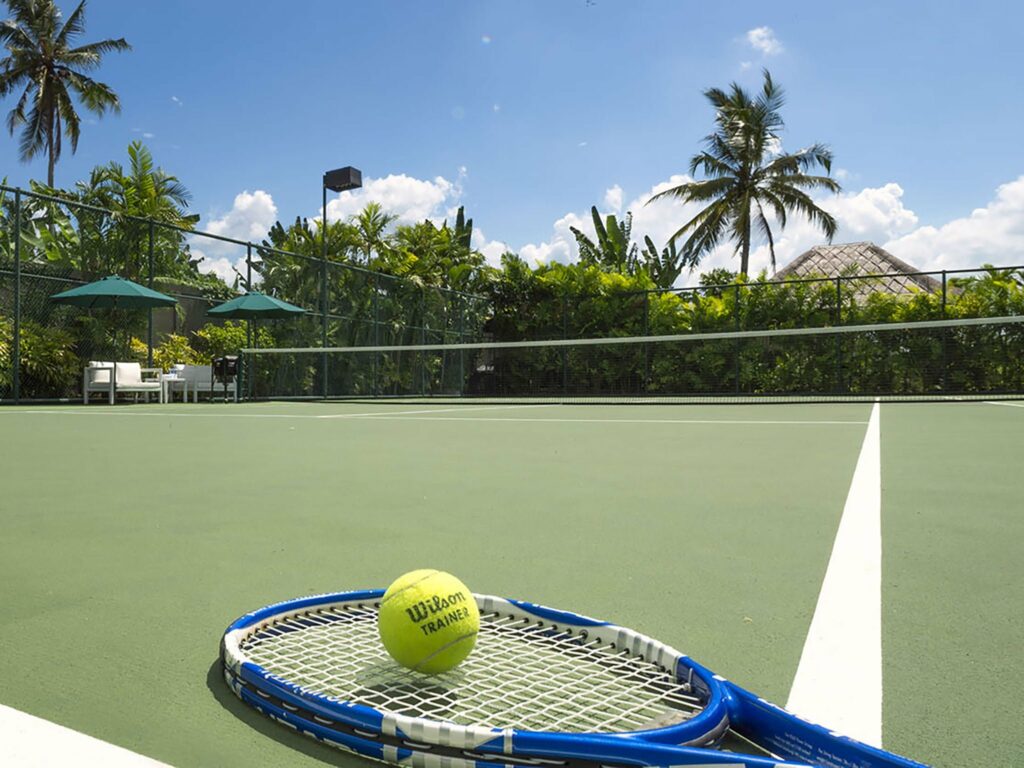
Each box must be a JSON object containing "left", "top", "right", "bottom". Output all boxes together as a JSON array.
[{"left": 240, "top": 315, "right": 1024, "bottom": 403}]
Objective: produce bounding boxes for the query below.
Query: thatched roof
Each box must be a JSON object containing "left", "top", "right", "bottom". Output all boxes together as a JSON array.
[{"left": 776, "top": 242, "right": 940, "bottom": 295}]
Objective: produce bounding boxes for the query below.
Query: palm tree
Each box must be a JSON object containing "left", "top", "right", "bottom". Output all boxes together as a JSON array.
[
  {"left": 352, "top": 202, "right": 396, "bottom": 265},
  {"left": 649, "top": 70, "right": 840, "bottom": 276},
  {"left": 0, "top": 0, "right": 131, "bottom": 186}
]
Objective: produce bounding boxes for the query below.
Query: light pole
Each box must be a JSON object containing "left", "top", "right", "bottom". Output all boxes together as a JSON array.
[{"left": 321, "top": 166, "right": 362, "bottom": 398}]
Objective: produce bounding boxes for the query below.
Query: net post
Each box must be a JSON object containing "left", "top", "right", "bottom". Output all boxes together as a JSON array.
[
  {"left": 321, "top": 186, "right": 328, "bottom": 400},
  {"left": 12, "top": 188, "right": 21, "bottom": 404},
  {"left": 245, "top": 243, "right": 253, "bottom": 402},
  {"left": 147, "top": 220, "right": 155, "bottom": 367}
]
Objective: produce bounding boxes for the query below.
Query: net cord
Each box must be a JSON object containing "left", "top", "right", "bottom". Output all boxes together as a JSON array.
[{"left": 241, "top": 314, "right": 1024, "bottom": 355}]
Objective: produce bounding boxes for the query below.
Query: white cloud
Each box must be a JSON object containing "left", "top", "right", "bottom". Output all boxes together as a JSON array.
[
  {"left": 746, "top": 26, "right": 784, "bottom": 56},
  {"left": 500, "top": 174, "right": 927, "bottom": 283},
  {"left": 171, "top": 96, "right": 183, "bottom": 107},
  {"left": 472, "top": 227, "right": 509, "bottom": 267},
  {"left": 884, "top": 175, "right": 1024, "bottom": 270},
  {"left": 481, "top": 34, "right": 492, "bottom": 44},
  {"left": 194, "top": 172, "right": 470, "bottom": 285},
  {"left": 205, "top": 190, "right": 279, "bottom": 242},
  {"left": 324, "top": 172, "right": 463, "bottom": 225},
  {"left": 517, "top": 211, "right": 590, "bottom": 267},
  {"left": 142, "top": 132, "right": 155, "bottom": 139},
  {"left": 192, "top": 168, "right": 1024, "bottom": 290},
  {"left": 193, "top": 190, "right": 279, "bottom": 284},
  {"left": 604, "top": 185, "right": 623, "bottom": 213}
]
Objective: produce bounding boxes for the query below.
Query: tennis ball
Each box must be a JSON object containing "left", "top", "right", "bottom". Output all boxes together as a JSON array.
[{"left": 378, "top": 569, "right": 480, "bottom": 674}]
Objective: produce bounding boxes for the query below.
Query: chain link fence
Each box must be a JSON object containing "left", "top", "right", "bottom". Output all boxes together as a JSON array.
[{"left": 0, "top": 185, "right": 487, "bottom": 402}]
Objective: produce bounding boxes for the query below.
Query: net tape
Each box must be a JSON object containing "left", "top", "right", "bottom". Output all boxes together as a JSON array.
[{"left": 242, "top": 315, "right": 1024, "bottom": 354}]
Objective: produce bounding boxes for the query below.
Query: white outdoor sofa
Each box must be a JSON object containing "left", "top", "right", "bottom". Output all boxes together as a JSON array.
[
  {"left": 177, "top": 364, "right": 237, "bottom": 403},
  {"left": 83, "top": 362, "right": 162, "bottom": 404}
]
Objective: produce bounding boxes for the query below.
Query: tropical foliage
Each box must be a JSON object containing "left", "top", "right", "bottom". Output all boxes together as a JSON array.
[
  {"left": 1, "top": 65, "right": 1020, "bottom": 401},
  {"left": 0, "top": 0, "right": 131, "bottom": 185},
  {"left": 649, "top": 70, "right": 840, "bottom": 275}
]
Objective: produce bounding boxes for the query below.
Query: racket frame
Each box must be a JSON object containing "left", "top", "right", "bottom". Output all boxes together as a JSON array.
[{"left": 221, "top": 589, "right": 928, "bottom": 768}]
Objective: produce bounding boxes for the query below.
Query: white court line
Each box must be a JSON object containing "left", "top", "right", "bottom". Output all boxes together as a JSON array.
[
  {"left": 0, "top": 704, "right": 172, "bottom": 767},
  {"left": 983, "top": 400, "right": 1024, "bottom": 408},
  {"left": 316, "top": 404, "right": 559, "bottom": 418},
  {"left": 786, "top": 400, "right": 882, "bottom": 747},
  {"left": 2, "top": 405, "right": 554, "bottom": 420},
  {"left": 357, "top": 415, "right": 869, "bottom": 426},
  {"left": 4, "top": 409, "right": 319, "bottom": 419},
  {"left": 3, "top": 408, "right": 866, "bottom": 425}
]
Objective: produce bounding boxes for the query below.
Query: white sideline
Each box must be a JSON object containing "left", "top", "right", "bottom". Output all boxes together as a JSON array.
[
  {"left": 984, "top": 400, "right": 1024, "bottom": 408},
  {"left": 786, "top": 401, "right": 882, "bottom": 747},
  {"left": 0, "top": 704, "right": 172, "bottom": 767}
]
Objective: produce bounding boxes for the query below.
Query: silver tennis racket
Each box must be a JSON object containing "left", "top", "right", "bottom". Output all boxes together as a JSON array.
[{"left": 221, "top": 590, "right": 929, "bottom": 768}]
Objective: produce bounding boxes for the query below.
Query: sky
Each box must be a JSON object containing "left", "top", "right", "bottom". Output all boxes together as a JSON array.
[{"left": 2, "top": 0, "right": 1023, "bottom": 284}]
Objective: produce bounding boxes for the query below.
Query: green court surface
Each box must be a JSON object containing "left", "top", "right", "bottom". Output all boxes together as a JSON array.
[{"left": 0, "top": 400, "right": 1021, "bottom": 766}]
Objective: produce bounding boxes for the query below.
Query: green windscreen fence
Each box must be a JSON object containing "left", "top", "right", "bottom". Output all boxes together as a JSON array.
[{"left": 241, "top": 316, "right": 1024, "bottom": 403}]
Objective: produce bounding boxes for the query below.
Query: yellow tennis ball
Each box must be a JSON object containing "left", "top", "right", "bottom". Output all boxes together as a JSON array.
[{"left": 378, "top": 569, "right": 480, "bottom": 674}]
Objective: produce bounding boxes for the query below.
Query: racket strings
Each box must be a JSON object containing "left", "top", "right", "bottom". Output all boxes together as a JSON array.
[{"left": 239, "top": 603, "right": 704, "bottom": 734}]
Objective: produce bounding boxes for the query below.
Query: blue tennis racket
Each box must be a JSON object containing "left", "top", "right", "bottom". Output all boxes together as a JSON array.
[{"left": 221, "top": 590, "right": 929, "bottom": 768}]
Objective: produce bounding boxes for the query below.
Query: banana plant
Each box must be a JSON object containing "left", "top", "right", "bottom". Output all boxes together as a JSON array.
[
  {"left": 570, "top": 206, "right": 639, "bottom": 274},
  {"left": 639, "top": 235, "right": 693, "bottom": 289}
]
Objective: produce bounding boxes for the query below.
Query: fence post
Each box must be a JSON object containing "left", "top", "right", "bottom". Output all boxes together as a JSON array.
[
  {"left": 941, "top": 270, "right": 948, "bottom": 393},
  {"left": 458, "top": 295, "right": 465, "bottom": 396},
  {"left": 733, "top": 283, "right": 741, "bottom": 395},
  {"left": 373, "top": 275, "right": 379, "bottom": 396},
  {"left": 642, "top": 292, "right": 650, "bottom": 394},
  {"left": 835, "top": 276, "right": 843, "bottom": 393},
  {"left": 12, "top": 189, "right": 21, "bottom": 403},
  {"left": 147, "top": 220, "right": 155, "bottom": 367},
  {"left": 561, "top": 294, "right": 569, "bottom": 394},
  {"left": 420, "top": 289, "right": 427, "bottom": 396}
]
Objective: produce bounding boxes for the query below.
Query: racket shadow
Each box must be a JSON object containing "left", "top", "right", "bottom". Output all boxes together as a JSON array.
[{"left": 204, "top": 658, "right": 367, "bottom": 767}]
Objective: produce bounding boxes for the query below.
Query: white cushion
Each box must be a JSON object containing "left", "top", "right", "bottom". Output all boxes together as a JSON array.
[
  {"left": 118, "top": 381, "right": 160, "bottom": 391},
  {"left": 87, "top": 361, "right": 114, "bottom": 385},
  {"left": 116, "top": 362, "right": 144, "bottom": 385}
]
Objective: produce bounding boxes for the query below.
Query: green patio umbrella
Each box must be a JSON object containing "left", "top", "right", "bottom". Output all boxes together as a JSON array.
[
  {"left": 207, "top": 293, "right": 307, "bottom": 400},
  {"left": 206, "top": 292, "right": 306, "bottom": 319},
  {"left": 51, "top": 275, "right": 177, "bottom": 367},
  {"left": 50, "top": 275, "right": 177, "bottom": 308}
]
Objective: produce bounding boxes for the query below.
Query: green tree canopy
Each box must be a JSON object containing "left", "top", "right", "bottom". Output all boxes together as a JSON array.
[{"left": 0, "top": 0, "right": 131, "bottom": 185}]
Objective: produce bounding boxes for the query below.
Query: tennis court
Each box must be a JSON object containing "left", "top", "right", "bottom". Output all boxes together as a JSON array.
[{"left": 0, "top": 399, "right": 1021, "bottom": 766}]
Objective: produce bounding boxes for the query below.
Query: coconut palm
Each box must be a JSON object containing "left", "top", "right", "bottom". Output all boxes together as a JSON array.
[
  {"left": 649, "top": 70, "right": 840, "bottom": 275},
  {"left": 0, "top": 0, "right": 131, "bottom": 186}
]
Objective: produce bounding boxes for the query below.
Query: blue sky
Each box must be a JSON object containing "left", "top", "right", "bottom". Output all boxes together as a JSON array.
[{"left": 2, "top": 0, "right": 1023, "bottom": 281}]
